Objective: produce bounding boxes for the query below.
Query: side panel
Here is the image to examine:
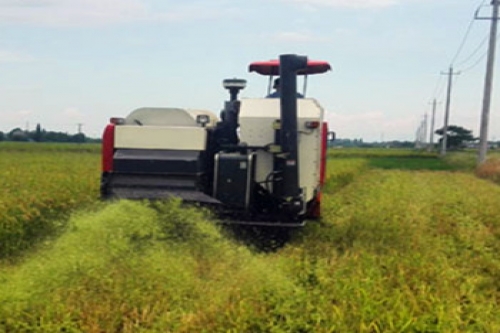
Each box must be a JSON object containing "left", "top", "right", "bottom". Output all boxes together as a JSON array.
[
  {"left": 113, "top": 149, "right": 203, "bottom": 175},
  {"left": 238, "top": 98, "right": 324, "bottom": 202},
  {"left": 114, "top": 126, "right": 207, "bottom": 150},
  {"left": 102, "top": 124, "right": 115, "bottom": 172},
  {"left": 102, "top": 123, "right": 212, "bottom": 202},
  {"left": 213, "top": 153, "right": 256, "bottom": 209},
  {"left": 309, "top": 122, "right": 329, "bottom": 219},
  {"left": 124, "top": 107, "right": 218, "bottom": 127},
  {"left": 320, "top": 122, "right": 328, "bottom": 186}
]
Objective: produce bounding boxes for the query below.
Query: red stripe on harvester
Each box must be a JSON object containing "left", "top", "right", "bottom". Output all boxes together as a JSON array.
[
  {"left": 320, "top": 122, "right": 328, "bottom": 186},
  {"left": 309, "top": 122, "right": 329, "bottom": 219},
  {"left": 102, "top": 124, "right": 115, "bottom": 172}
]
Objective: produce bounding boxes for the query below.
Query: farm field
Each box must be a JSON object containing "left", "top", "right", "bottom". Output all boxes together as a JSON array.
[
  {"left": 0, "top": 142, "right": 100, "bottom": 257},
  {"left": 0, "top": 143, "right": 500, "bottom": 332}
]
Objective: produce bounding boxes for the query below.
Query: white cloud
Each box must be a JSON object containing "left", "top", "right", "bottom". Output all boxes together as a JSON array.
[
  {"left": 0, "top": 0, "right": 57, "bottom": 7},
  {"left": 62, "top": 107, "right": 84, "bottom": 120},
  {"left": 327, "top": 110, "right": 418, "bottom": 141},
  {"left": 330, "top": 110, "right": 384, "bottom": 122},
  {"left": 0, "top": 0, "right": 148, "bottom": 26},
  {"left": 282, "top": 0, "right": 398, "bottom": 8},
  {"left": 0, "top": 0, "right": 238, "bottom": 26},
  {"left": 1, "top": 110, "right": 33, "bottom": 130},
  {"left": 265, "top": 31, "right": 330, "bottom": 43},
  {"left": 154, "top": 3, "right": 239, "bottom": 22},
  {"left": 0, "top": 50, "right": 35, "bottom": 63},
  {"left": 17, "top": 109, "right": 32, "bottom": 117}
]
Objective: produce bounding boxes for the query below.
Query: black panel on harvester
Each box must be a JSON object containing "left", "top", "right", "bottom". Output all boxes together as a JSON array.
[
  {"left": 113, "top": 149, "right": 203, "bottom": 174},
  {"left": 214, "top": 153, "right": 256, "bottom": 209}
]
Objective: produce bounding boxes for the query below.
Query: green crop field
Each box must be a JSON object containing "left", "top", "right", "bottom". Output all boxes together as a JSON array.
[
  {"left": 0, "top": 142, "right": 100, "bottom": 257},
  {"left": 0, "top": 143, "right": 499, "bottom": 332}
]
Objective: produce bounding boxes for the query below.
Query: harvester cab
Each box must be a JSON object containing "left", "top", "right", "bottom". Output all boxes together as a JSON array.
[
  {"left": 249, "top": 58, "right": 331, "bottom": 97},
  {"left": 101, "top": 54, "right": 332, "bottom": 226}
]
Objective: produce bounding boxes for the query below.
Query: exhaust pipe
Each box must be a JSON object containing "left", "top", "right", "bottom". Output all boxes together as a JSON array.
[{"left": 278, "top": 54, "right": 308, "bottom": 207}]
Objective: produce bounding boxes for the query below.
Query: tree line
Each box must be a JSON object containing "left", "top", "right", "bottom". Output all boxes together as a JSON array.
[
  {"left": 1, "top": 123, "right": 496, "bottom": 148},
  {"left": 0, "top": 124, "right": 100, "bottom": 143},
  {"left": 332, "top": 125, "right": 498, "bottom": 149}
]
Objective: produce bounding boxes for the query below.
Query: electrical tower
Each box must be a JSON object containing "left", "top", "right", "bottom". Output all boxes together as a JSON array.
[
  {"left": 415, "top": 116, "right": 427, "bottom": 149},
  {"left": 423, "top": 113, "right": 428, "bottom": 146},
  {"left": 428, "top": 99, "right": 438, "bottom": 151}
]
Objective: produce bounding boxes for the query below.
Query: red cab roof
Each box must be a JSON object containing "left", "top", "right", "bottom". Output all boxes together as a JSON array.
[{"left": 249, "top": 59, "right": 331, "bottom": 76}]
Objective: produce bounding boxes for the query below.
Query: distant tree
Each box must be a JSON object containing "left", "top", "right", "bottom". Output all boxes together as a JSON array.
[
  {"left": 8, "top": 128, "right": 29, "bottom": 141},
  {"left": 33, "top": 123, "right": 43, "bottom": 142},
  {"left": 71, "top": 133, "right": 86, "bottom": 143},
  {"left": 4, "top": 126, "right": 99, "bottom": 143},
  {"left": 435, "top": 125, "right": 476, "bottom": 150},
  {"left": 86, "top": 137, "right": 102, "bottom": 143},
  {"left": 43, "top": 131, "right": 70, "bottom": 142}
]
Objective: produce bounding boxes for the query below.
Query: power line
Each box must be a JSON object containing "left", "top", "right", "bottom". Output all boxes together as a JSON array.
[
  {"left": 431, "top": 74, "right": 448, "bottom": 101},
  {"left": 455, "top": 33, "right": 489, "bottom": 67},
  {"left": 459, "top": 29, "right": 500, "bottom": 72},
  {"left": 429, "top": 72, "right": 448, "bottom": 102},
  {"left": 436, "top": 78, "right": 447, "bottom": 100},
  {"left": 459, "top": 50, "right": 489, "bottom": 73},
  {"left": 450, "top": 14, "right": 477, "bottom": 66},
  {"left": 431, "top": 74, "right": 443, "bottom": 99},
  {"left": 430, "top": 1, "right": 488, "bottom": 101},
  {"left": 450, "top": 1, "right": 490, "bottom": 66}
]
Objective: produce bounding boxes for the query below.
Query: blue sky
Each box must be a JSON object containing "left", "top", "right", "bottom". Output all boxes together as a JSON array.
[{"left": 1, "top": 0, "right": 499, "bottom": 142}]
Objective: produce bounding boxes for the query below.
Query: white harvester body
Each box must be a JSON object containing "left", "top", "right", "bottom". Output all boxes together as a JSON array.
[
  {"left": 114, "top": 107, "right": 216, "bottom": 151},
  {"left": 239, "top": 98, "right": 324, "bottom": 203},
  {"left": 101, "top": 54, "right": 332, "bottom": 226}
]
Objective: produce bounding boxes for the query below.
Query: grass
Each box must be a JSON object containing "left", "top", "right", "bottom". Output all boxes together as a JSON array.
[
  {"left": 368, "top": 156, "right": 453, "bottom": 170},
  {"left": 476, "top": 157, "right": 500, "bottom": 184},
  {"left": 328, "top": 147, "right": 437, "bottom": 159},
  {"left": 442, "top": 151, "right": 479, "bottom": 171},
  {"left": 2, "top": 171, "right": 500, "bottom": 332},
  {"left": 0, "top": 144, "right": 100, "bottom": 258},
  {"left": 441, "top": 150, "right": 500, "bottom": 184},
  {"left": 323, "top": 158, "right": 368, "bottom": 192},
  {"left": 285, "top": 170, "right": 500, "bottom": 331},
  {"left": 0, "top": 200, "right": 298, "bottom": 332},
  {"left": 0, "top": 145, "right": 500, "bottom": 332},
  {"left": 0, "top": 141, "right": 101, "bottom": 153}
]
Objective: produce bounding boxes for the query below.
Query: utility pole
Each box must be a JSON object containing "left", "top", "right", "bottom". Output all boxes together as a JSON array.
[
  {"left": 415, "top": 126, "right": 420, "bottom": 148},
  {"left": 440, "top": 67, "right": 460, "bottom": 156},
  {"left": 77, "top": 123, "right": 83, "bottom": 134},
  {"left": 415, "top": 118, "right": 425, "bottom": 149},
  {"left": 423, "top": 113, "right": 428, "bottom": 146},
  {"left": 428, "top": 99, "right": 441, "bottom": 152},
  {"left": 476, "top": 0, "right": 500, "bottom": 164}
]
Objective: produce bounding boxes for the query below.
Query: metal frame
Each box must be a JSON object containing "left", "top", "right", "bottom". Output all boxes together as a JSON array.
[{"left": 245, "top": 153, "right": 256, "bottom": 209}]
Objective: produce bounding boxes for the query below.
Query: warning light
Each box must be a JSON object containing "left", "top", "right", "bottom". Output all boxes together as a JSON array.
[{"left": 305, "top": 121, "right": 320, "bottom": 129}]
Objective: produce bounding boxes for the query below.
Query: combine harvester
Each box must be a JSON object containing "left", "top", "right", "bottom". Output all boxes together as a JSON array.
[{"left": 101, "top": 54, "right": 333, "bottom": 227}]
